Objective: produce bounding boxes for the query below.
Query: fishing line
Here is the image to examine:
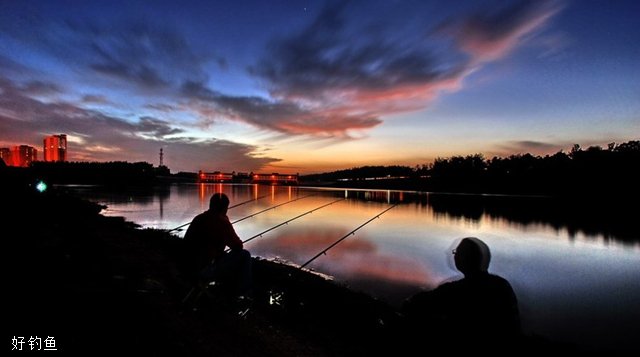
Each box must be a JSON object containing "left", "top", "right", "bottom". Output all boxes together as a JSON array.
[
  {"left": 230, "top": 193, "right": 317, "bottom": 224},
  {"left": 300, "top": 203, "right": 399, "bottom": 269},
  {"left": 225, "top": 197, "right": 346, "bottom": 251},
  {"left": 168, "top": 193, "right": 270, "bottom": 232}
]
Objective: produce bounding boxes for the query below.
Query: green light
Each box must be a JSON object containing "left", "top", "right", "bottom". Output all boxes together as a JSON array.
[{"left": 36, "top": 181, "right": 47, "bottom": 193}]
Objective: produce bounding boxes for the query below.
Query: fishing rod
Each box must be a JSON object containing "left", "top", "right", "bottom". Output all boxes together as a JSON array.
[
  {"left": 167, "top": 194, "right": 270, "bottom": 232},
  {"left": 300, "top": 203, "right": 399, "bottom": 269},
  {"left": 182, "top": 196, "right": 343, "bottom": 305},
  {"left": 230, "top": 193, "right": 317, "bottom": 225},
  {"left": 225, "top": 197, "right": 346, "bottom": 251},
  {"left": 229, "top": 194, "right": 270, "bottom": 209}
]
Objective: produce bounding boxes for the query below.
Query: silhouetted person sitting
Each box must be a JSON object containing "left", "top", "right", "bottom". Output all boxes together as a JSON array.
[
  {"left": 183, "top": 193, "right": 252, "bottom": 301},
  {"left": 403, "top": 237, "right": 521, "bottom": 351}
]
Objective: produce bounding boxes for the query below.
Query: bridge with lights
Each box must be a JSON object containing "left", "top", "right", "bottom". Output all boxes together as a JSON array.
[{"left": 197, "top": 171, "right": 299, "bottom": 185}]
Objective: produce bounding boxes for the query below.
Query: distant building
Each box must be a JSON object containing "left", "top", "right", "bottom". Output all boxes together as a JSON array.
[
  {"left": 198, "top": 171, "right": 235, "bottom": 182},
  {"left": 10, "top": 145, "right": 37, "bottom": 167},
  {"left": 197, "top": 170, "right": 298, "bottom": 185},
  {"left": 251, "top": 173, "right": 299, "bottom": 185},
  {"left": 43, "top": 134, "right": 67, "bottom": 162},
  {"left": 0, "top": 148, "right": 10, "bottom": 165}
]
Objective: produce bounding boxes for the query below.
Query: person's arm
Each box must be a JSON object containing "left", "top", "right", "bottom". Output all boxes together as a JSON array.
[
  {"left": 221, "top": 215, "right": 244, "bottom": 250},
  {"left": 183, "top": 214, "right": 201, "bottom": 246}
]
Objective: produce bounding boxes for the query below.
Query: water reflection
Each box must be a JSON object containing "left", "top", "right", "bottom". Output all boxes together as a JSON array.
[
  {"left": 424, "top": 193, "right": 638, "bottom": 245},
  {"left": 250, "top": 227, "right": 431, "bottom": 285},
  {"left": 66, "top": 184, "right": 639, "bottom": 246},
  {"left": 344, "top": 189, "right": 405, "bottom": 204},
  {"left": 67, "top": 184, "right": 640, "bottom": 353}
]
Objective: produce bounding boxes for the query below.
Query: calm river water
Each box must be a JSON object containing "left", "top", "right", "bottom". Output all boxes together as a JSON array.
[{"left": 68, "top": 183, "right": 639, "bottom": 354}]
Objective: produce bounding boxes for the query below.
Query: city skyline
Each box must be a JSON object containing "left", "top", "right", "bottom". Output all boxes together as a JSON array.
[
  {"left": 0, "top": 0, "right": 638, "bottom": 173},
  {"left": 1, "top": 133, "right": 68, "bottom": 167}
]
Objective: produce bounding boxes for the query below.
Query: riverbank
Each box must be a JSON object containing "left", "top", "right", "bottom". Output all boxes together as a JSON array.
[
  {"left": 4, "top": 180, "right": 583, "bottom": 355},
  {"left": 4, "top": 185, "right": 395, "bottom": 355}
]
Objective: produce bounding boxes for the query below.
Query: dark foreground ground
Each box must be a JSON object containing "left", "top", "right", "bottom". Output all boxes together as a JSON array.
[{"left": 3, "top": 182, "right": 582, "bottom": 355}]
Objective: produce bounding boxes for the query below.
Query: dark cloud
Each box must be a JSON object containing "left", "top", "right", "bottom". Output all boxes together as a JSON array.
[
  {"left": 81, "top": 95, "right": 111, "bottom": 104},
  {"left": 237, "top": 1, "right": 562, "bottom": 137},
  {"left": 81, "top": 21, "right": 210, "bottom": 89},
  {"left": 175, "top": 0, "right": 560, "bottom": 138},
  {"left": 0, "top": 76, "right": 280, "bottom": 172},
  {"left": 252, "top": 2, "right": 460, "bottom": 99},
  {"left": 1, "top": 14, "right": 211, "bottom": 90},
  {"left": 492, "top": 140, "right": 564, "bottom": 156},
  {"left": 20, "top": 80, "right": 62, "bottom": 95},
  {"left": 144, "top": 103, "right": 179, "bottom": 112},
  {"left": 137, "top": 116, "right": 184, "bottom": 138},
  {"left": 180, "top": 80, "right": 218, "bottom": 100},
  {"left": 163, "top": 137, "right": 281, "bottom": 173},
  {"left": 91, "top": 62, "right": 170, "bottom": 89},
  {"left": 0, "top": 1, "right": 564, "bottom": 144},
  {"left": 514, "top": 140, "right": 559, "bottom": 150},
  {"left": 181, "top": 80, "right": 382, "bottom": 136}
]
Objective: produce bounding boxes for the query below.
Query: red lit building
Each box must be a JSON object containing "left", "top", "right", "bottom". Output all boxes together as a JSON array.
[
  {"left": 43, "top": 134, "right": 67, "bottom": 162},
  {"left": 10, "top": 145, "right": 38, "bottom": 167}
]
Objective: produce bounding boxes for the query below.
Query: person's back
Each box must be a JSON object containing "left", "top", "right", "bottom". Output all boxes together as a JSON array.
[
  {"left": 403, "top": 237, "right": 520, "bottom": 350},
  {"left": 428, "top": 271, "right": 519, "bottom": 338},
  {"left": 182, "top": 193, "right": 252, "bottom": 299},
  {"left": 184, "top": 210, "right": 242, "bottom": 268}
]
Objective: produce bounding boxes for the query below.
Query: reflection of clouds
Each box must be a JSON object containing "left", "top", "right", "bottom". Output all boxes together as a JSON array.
[
  {"left": 336, "top": 254, "right": 433, "bottom": 286},
  {"left": 252, "top": 228, "right": 372, "bottom": 256},
  {"left": 249, "top": 227, "right": 431, "bottom": 286}
]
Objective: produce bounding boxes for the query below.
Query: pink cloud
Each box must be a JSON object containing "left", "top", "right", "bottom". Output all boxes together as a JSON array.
[
  {"left": 449, "top": 0, "right": 563, "bottom": 63},
  {"left": 239, "top": 1, "right": 563, "bottom": 138}
]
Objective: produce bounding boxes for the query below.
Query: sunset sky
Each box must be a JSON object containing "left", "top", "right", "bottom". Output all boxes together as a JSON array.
[{"left": 0, "top": 0, "right": 638, "bottom": 173}]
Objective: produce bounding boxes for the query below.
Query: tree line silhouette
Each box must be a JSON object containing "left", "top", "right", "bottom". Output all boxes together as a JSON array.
[
  {"left": 0, "top": 160, "right": 170, "bottom": 186},
  {"left": 2, "top": 142, "right": 637, "bottom": 243},
  {"left": 2, "top": 140, "right": 638, "bottom": 197},
  {"left": 302, "top": 140, "right": 640, "bottom": 198}
]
